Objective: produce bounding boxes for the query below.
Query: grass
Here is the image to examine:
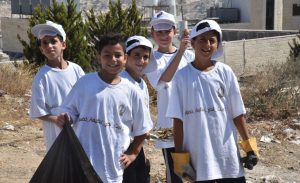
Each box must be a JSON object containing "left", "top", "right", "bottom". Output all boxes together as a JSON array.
[{"left": 0, "top": 62, "right": 33, "bottom": 96}]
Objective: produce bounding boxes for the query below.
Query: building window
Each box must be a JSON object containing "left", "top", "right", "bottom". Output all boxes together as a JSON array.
[{"left": 293, "top": 4, "right": 300, "bottom": 16}]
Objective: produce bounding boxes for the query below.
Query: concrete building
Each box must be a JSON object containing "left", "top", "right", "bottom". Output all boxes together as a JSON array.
[{"left": 220, "top": 0, "right": 300, "bottom": 30}]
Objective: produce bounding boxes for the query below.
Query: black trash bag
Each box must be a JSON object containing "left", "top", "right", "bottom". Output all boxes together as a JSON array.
[{"left": 30, "top": 122, "right": 102, "bottom": 183}]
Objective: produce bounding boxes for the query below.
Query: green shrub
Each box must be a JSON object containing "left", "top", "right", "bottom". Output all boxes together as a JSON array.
[{"left": 85, "top": 0, "right": 148, "bottom": 49}]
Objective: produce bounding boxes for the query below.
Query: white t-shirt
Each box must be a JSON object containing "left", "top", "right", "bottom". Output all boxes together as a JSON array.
[
  {"left": 120, "top": 70, "right": 150, "bottom": 110},
  {"left": 29, "top": 61, "right": 84, "bottom": 151},
  {"left": 166, "top": 62, "right": 246, "bottom": 181},
  {"left": 59, "top": 72, "right": 153, "bottom": 183},
  {"left": 146, "top": 49, "right": 194, "bottom": 148}
]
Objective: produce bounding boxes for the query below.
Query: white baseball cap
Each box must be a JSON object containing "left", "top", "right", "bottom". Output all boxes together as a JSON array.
[
  {"left": 125, "top": 35, "right": 157, "bottom": 74},
  {"left": 190, "top": 19, "right": 223, "bottom": 60},
  {"left": 150, "top": 11, "right": 176, "bottom": 31},
  {"left": 31, "top": 20, "right": 66, "bottom": 41}
]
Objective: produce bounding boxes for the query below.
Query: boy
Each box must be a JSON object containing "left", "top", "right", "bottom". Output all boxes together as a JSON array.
[
  {"left": 146, "top": 10, "right": 194, "bottom": 183},
  {"left": 121, "top": 35, "right": 157, "bottom": 183},
  {"left": 29, "top": 20, "right": 85, "bottom": 152},
  {"left": 166, "top": 19, "right": 259, "bottom": 182},
  {"left": 58, "top": 33, "right": 153, "bottom": 183}
]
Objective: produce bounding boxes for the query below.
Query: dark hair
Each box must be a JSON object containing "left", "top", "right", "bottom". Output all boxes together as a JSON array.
[
  {"left": 127, "top": 45, "right": 151, "bottom": 55},
  {"left": 96, "top": 33, "right": 125, "bottom": 54},
  {"left": 37, "top": 34, "right": 64, "bottom": 46}
]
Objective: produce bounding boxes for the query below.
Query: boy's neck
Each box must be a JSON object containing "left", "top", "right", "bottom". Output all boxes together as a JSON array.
[
  {"left": 47, "top": 58, "right": 68, "bottom": 69},
  {"left": 157, "top": 45, "right": 177, "bottom": 54},
  {"left": 125, "top": 69, "right": 142, "bottom": 83},
  {"left": 98, "top": 71, "right": 121, "bottom": 85},
  {"left": 192, "top": 59, "right": 215, "bottom": 72}
]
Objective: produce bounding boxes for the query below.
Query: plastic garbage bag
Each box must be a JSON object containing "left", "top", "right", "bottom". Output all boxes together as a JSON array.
[{"left": 29, "top": 122, "right": 102, "bottom": 183}]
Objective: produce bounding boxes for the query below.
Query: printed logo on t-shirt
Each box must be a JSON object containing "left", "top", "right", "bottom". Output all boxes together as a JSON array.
[
  {"left": 185, "top": 106, "right": 225, "bottom": 116},
  {"left": 119, "top": 104, "right": 126, "bottom": 116},
  {"left": 78, "top": 117, "right": 123, "bottom": 131},
  {"left": 217, "top": 86, "right": 225, "bottom": 98}
]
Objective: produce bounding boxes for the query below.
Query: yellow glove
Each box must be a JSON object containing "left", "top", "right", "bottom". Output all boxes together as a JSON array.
[
  {"left": 171, "top": 152, "right": 196, "bottom": 181},
  {"left": 239, "top": 137, "right": 259, "bottom": 157},
  {"left": 239, "top": 137, "right": 259, "bottom": 170}
]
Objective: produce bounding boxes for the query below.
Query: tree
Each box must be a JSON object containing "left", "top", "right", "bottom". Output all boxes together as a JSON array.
[
  {"left": 85, "top": 0, "right": 148, "bottom": 48},
  {"left": 18, "top": 0, "right": 94, "bottom": 72}
]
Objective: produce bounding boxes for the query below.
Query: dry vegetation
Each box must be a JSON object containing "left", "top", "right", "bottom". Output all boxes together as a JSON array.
[
  {"left": 241, "top": 58, "right": 300, "bottom": 121},
  {"left": 0, "top": 63, "right": 33, "bottom": 96}
]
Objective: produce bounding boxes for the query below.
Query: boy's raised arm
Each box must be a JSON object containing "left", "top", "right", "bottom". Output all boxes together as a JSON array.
[{"left": 159, "top": 29, "right": 190, "bottom": 82}]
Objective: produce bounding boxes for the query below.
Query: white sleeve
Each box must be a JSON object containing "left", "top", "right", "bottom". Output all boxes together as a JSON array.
[
  {"left": 228, "top": 71, "right": 246, "bottom": 118},
  {"left": 145, "top": 68, "right": 164, "bottom": 90},
  {"left": 146, "top": 54, "right": 176, "bottom": 91},
  {"left": 131, "top": 91, "right": 153, "bottom": 137},
  {"left": 29, "top": 78, "right": 49, "bottom": 118},
  {"left": 166, "top": 74, "right": 184, "bottom": 121}
]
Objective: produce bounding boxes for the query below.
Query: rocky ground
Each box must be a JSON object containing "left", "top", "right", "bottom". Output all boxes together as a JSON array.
[{"left": 0, "top": 90, "right": 300, "bottom": 183}]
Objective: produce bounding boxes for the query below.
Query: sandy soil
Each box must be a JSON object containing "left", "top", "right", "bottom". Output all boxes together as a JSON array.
[{"left": 0, "top": 93, "right": 300, "bottom": 183}]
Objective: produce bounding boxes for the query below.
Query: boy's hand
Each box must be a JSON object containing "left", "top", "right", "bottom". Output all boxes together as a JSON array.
[
  {"left": 179, "top": 28, "right": 190, "bottom": 51},
  {"left": 120, "top": 153, "right": 137, "bottom": 169},
  {"left": 239, "top": 137, "right": 259, "bottom": 170},
  {"left": 171, "top": 152, "right": 196, "bottom": 181},
  {"left": 56, "top": 113, "right": 70, "bottom": 128},
  {"left": 241, "top": 151, "right": 258, "bottom": 170}
]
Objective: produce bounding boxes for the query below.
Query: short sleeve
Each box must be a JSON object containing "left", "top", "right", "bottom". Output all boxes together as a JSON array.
[
  {"left": 29, "top": 78, "right": 49, "bottom": 118},
  {"left": 228, "top": 71, "right": 246, "bottom": 118},
  {"left": 166, "top": 74, "right": 184, "bottom": 121},
  {"left": 131, "top": 90, "right": 153, "bottom": 137}
]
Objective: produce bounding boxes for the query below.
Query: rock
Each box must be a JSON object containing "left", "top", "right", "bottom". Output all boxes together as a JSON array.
[
  {"left": 2, "top": 123, "right": 15, "bottom": 131},
  {"left": 260, "top": 135, "right": 272, "bottom": 143},
  {"left": 0, "top": 89, "right": 6, "bottom": 97},
  {"left": 260, "top": 175, "right": 281, "bottom": 183}
]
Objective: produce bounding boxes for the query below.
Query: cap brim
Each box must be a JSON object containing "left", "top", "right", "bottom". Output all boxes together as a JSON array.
[
  {"left": 152, "top": 23, "right": 173, "bottom": 31},
  {"left": 31, "top": 23, "right": 66, "bottom": 41}
]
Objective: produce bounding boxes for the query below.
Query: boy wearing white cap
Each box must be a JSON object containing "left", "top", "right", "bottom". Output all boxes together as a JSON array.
[
  {"left": 166, "top": 19, "right": 259, "bottom": 182},
  {"left": 57, "top": 33, "right": 152, "bottom": 183},
  {"left": 146, "top": 11, "right": 194, "bottom": 183},
  {"left": 121, "top": 35, "right": 156, "bottom": 183},
  {"left": 29, "top": 20, "right": 84, "bottom": 151}
]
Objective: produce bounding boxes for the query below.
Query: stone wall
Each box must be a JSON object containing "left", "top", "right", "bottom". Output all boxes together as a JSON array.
[
  {"left": 1, "top": 17, "right": 29, "bottom": 53},
  {"left": 217, "top": 34, "right": 298, "bottom": 76}
]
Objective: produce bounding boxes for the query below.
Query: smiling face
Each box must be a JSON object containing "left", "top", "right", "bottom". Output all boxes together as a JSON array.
[
  {"left": 39, "top": 36, "right": 66, "bottom": 61},
  {"left": 151, "top": 27, "right": 176, "bottom": 51},
  {"left": 97, "top": 43, "right": 127, "bottom": 81},
  {"left": 126, "top": 46, "right": 151, "bottom": 81},
  {"left": 191, "top": 30, "right": 219, "bottom": 62}
]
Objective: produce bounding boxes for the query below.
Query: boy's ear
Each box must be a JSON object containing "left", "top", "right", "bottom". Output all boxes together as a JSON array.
[
  {"left": 174, "top": 27, "right": 178, "bottom": 35},
  {"left": 39, "top": 46, "right": 44, "bottom": 54},
  {"left": 62, "top": 41, "right": 67, "bottom": 50},
  {"left": 150, "top": 28, "right": 155, "bottom": 37},
  {"left": 124, "top": 53, "right": 128, "bottom": 62}
]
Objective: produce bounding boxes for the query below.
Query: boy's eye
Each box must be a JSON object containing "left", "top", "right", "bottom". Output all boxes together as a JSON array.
[
  {"left": 41, "top": 38, "right": 58, "bottom": 46},
  {"left": 143, "top": 56, "right": 149, "bottom": 61}
]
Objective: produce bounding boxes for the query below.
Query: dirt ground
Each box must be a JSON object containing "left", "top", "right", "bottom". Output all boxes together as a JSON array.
[{"left": 0, "top": 92, "right": 300, "bottom": 183}]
